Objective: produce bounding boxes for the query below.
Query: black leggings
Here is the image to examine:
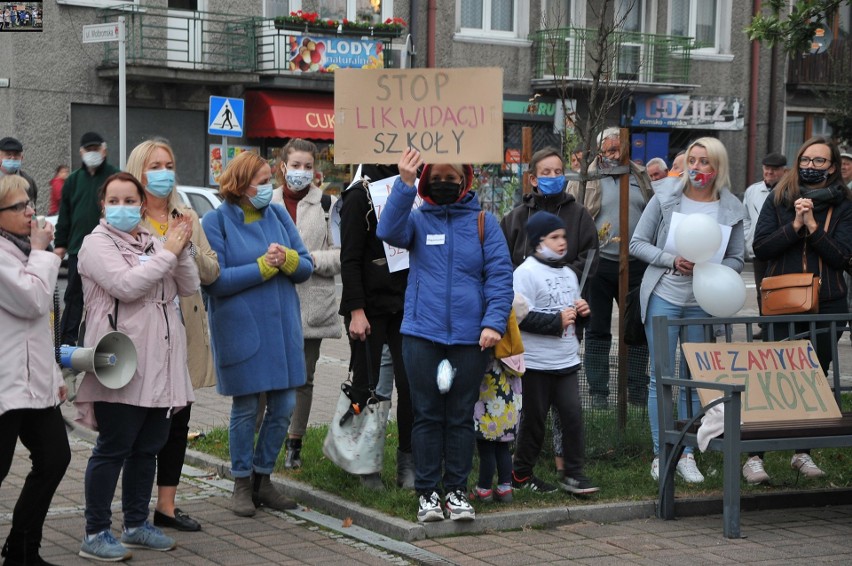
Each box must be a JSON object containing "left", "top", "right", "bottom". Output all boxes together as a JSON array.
[
  {"left": 476, "top": 440, "right": 512, "bottom": 488},
  {"left": 344, "top": 312, "right": 413, "bottom": 453},
  {"left": 157, "top": 404, "right": 192, "bottom": 487},
  {"left": 0, "top": 406, "right": 71, "bottom": 545}
]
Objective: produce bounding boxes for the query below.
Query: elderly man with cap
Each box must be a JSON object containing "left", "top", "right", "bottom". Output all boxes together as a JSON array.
[
  {"left": 743, "top": 151, "right": 787, "bottom": 339},
  {"left": 54, "top": 132, "right": 119, "bottom": 346},
  {"left": 841, "top": 147, "right": 852, "bottom": 190},
  {"left": 0, "top": 137, "right": 38, "bottom": 205}
]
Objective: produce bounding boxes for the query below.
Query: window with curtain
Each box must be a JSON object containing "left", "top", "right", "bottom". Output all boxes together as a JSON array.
[
  {"left": 616, "top": 0, "right": 643, "bottom": 33},
  {"left": 292, "top": 1, "right": 386, "bottom": 22},
  {"left": 670, "top": 0, "right": 719, "bottom": 50},
  {"left": 461, "top": 0, "right": 515, "bottom": 34},
  {"left": 543, "top": 0, "right": 572, "bottom": 27},
  {"left": 264, "top": 0, "right": 289, "bottom": 17}
]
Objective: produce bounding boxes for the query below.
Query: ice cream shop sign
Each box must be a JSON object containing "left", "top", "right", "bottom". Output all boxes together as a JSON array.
[{"left": 287, "top": 36, "right": 385, "bottom": 72}]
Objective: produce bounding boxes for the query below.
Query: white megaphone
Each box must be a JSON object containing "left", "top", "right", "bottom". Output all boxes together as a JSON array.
[{"left": 59, "top": 331, "right": 138, "bottom": 389}]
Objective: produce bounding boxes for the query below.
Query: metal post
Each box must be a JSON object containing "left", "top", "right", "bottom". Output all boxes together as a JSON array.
[
  {"left": 222, "top": 136, "right": 229, "bottom": 172},
  {"left": 521, "top": 127, "right": 533, "bottom": 194},
  {"left": 617, "top": 127, "right": 630, "bottom": 430},
  {"left": 118, "top": 16, "right": 127, "bottom": 170}
]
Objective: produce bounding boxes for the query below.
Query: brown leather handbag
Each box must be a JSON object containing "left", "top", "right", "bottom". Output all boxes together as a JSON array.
[{"left": 759, "top": 208, "right": 831, "bottom": 316}]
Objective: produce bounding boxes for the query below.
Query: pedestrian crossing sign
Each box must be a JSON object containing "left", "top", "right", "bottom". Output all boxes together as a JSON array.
[{"left": 208, "top": 96, "right": 244, "bottom": 137}]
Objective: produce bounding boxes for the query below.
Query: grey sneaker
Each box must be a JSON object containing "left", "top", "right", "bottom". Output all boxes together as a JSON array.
[
  {"left": 742, "top": 455, "right": 770, "bottom": 484},
  {"left": 120, "top": 522, "right": 176, "bottom": 552},
  {"left": 79, "top": 530, "right": 132, "bottom": 562},
  {"left": 417, "top": 490, "right": 444, "bottom": 523},
  {"left": 791, "top": 453, "right": 825, "bottom": 478},
  {"left": 558, "top": 474, "right": 600, "bottom": 495}
]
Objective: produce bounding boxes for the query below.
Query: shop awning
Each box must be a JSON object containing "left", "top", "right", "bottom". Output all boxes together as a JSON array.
[{"left": 245, "top": 91, "right": 335, "bottom": 140}]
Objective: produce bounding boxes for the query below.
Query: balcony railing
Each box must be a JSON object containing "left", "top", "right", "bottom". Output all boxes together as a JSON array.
[
  {"left": 97, "top": 4, "right": 254, "bottom": 73},
  {"left": 787, "top": 37, "right": 852, "bottom": 88},
  {"left": 531, "top": 27, "right": 694, "bottom": 86},
  {"left": 96, "top": 4, "right": 400, "bottom": 77}
]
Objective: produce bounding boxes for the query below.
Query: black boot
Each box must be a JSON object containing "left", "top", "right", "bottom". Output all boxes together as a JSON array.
[
  {"left": 24, "top": 538, "right": 58, "bottom": 566},
  {"left": 284, "top": 438, "right": 302, "bottom": 470},
  {"left": 1, "top": 538, "right": 24, "bottom": 566}
]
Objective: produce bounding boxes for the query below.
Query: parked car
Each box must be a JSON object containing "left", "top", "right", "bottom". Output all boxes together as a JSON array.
[
  {"left": 176, "top": 185, "right": 222, "bottom": 218},
  {"left": 46, "top": 185, "right": 222, "bottom": 272}
]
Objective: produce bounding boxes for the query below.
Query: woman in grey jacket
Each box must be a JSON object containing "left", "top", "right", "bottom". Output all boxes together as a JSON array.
[
  {"left": 630, "top": 137, "right": 745, "bottom": 486},
  {"left": 271, "top": 138, "right": 342, "bottom": 470}
]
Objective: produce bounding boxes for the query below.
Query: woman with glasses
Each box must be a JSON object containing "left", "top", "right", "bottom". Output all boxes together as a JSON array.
[
  {"left": 0, "top": 175, "right": 71, "bottom": 565},
  {"left": 750, "top": 136, "right": 852, "bottom": 483}
]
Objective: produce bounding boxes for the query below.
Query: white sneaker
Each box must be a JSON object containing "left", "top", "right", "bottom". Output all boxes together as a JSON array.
[
  {"left": 444, "top": 489, "right": 475, "bottom": 521},
  {"left": 650, "top": 456, "right": 660, "bottom": 481},
  {"left": 791, "top": 453, "right": 825, "bottom": 478},
  {"left": 417, "top": 490, "right": 444, "bottom": 522},
  {"left": 676, "top": 453, "right": 705, "bottom": 483},
  {"left": 742, "top": 455, "right": 770, "bottom": 484}
]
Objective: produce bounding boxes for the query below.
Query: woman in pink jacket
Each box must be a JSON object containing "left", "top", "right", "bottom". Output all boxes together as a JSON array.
[
  {"left": 0, "top": 175, "right": 71, "bottom": 566},
  {"left": 75, "top": 172, "right": 199, "bottom": 562}
]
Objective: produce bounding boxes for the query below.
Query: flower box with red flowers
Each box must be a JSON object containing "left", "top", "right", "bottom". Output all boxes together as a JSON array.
[{"left": 274, "top": 11, "right": 406, "bottom": 39}]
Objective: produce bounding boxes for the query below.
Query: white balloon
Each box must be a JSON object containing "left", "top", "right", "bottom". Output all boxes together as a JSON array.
[
  {"left": 693, "top": 262, "right": 746, "bottom": 317},
  {"left": 674, "top": 213, "right": 722, "bottom": 263}
]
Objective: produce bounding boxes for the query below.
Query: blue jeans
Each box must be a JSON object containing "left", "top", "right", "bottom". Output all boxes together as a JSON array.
[
  {"left": 645, "top": 294, "right": 706, "bottom": 456},
  {"left": 230, "top": 389, "right": 296, "bottom": 477},
  {"left": 403, "top": 336, "right": 489, "bottom": 494},
  {"left": 84, "top": 403, "right": 171, "bottom": 534}
]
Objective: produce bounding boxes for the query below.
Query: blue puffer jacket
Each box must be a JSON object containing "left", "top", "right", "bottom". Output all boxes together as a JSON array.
[{"left": 377, "top": 173, "right": 513, "bottom": 346}]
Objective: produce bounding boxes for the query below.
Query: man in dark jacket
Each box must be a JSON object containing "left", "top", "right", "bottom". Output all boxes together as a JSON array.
[
  {"left": 338, "top": 164, "right": 414, "bottom": 490},
  {"left": 0, "top": 137, "right": 38, "bottom": 205},
  {"left": 501, "top": 148, "right": 599, "bottom": 277},
  {"left": 54, "top": 132, "right": 119, "bottom": 345}
]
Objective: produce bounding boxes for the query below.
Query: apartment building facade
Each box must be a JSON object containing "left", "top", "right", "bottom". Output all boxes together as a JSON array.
[{"left": 0, "top": 0, "right": 847, "bottom": 212}]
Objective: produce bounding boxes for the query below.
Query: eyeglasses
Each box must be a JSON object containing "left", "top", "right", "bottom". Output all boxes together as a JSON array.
[
  {"left": 0, "top": 200, "right": 33, "bottom": 213},
  {"left": 799, "top": 156, "right": 831, "bottom": 167}
]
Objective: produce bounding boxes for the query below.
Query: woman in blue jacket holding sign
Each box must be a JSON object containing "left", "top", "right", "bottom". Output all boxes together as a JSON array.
[{"left": 377, "top": 148, "right": 513, "bottom": 523}]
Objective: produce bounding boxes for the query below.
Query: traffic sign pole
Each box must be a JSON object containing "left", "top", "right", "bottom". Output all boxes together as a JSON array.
[{"left": 118, "top": 16, "right": 126, "bottom": 169}]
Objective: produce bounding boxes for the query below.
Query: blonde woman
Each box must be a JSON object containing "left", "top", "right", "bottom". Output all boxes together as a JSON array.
[{"left": 126, "top": 139, "right": 219, "bottom": 532}]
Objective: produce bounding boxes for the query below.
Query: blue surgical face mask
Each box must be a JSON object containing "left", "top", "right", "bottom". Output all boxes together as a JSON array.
[
  {"left": 2, "top": 159, "right": 21, "bottom": 173},
  {"left": 105, "top": 205, "right": 142, "bottom": 232},
  {"left": 536, "top": 175, "right": 565, "bottom": 195},
  {"left": 285, "top": 169, "right": 313, "bottom": 191},
  {"left": 249, "top": 183, "right": 273, "bottom": 209},
  {"left": 145, "top": 169, "right": 176, "bottom": 198}
]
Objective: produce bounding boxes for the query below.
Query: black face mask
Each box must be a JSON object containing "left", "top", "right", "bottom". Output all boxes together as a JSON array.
[{"left": 429, "top": 181, "right": 463, "bottom": 205}]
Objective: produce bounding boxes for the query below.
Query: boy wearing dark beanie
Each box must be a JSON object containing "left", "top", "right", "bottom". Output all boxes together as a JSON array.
[{"left": 512, "top": 212, "right": 599, "bottom": 495}]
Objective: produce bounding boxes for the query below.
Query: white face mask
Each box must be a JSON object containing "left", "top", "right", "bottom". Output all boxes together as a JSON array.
[
  {"left": 285, "top": 169, "right": 313, "bottom": 191},
  {"left": 536, "top": 244, "right": 567, "bottom": 261},
  {"left": 82, "top": 151, "right": 104, "bottom": 168}
]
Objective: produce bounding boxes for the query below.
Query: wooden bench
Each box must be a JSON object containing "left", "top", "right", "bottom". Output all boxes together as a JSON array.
[{"left": 653, "top": 312, "right": 852, "bottom": 538}]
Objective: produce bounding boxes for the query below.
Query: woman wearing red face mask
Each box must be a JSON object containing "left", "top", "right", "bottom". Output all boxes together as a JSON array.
[
  {"left": 630, "top": 137, "right": 745, "bottom": 486},
  {"left": 377, "top": 149, "right": 514, "bottom": 524}
]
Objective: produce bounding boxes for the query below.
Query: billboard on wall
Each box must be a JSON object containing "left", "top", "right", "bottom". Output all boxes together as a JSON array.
[
  {"left": 631, "top": 95, "right": 745, "bottom": 131},
  {"left": 287, "top": 35, "right": 384, "bottom": 72}
]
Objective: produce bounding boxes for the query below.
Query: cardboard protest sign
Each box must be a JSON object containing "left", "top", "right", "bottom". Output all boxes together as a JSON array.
[
  {"left": 367, "top": 175, "right": 422, "bottom": 272},
  {"left": 334, "top": 67, "right": 504, "bottom": 164},
  {"left": 682, "top": 341, "right": 841, "bottom": 423}
]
